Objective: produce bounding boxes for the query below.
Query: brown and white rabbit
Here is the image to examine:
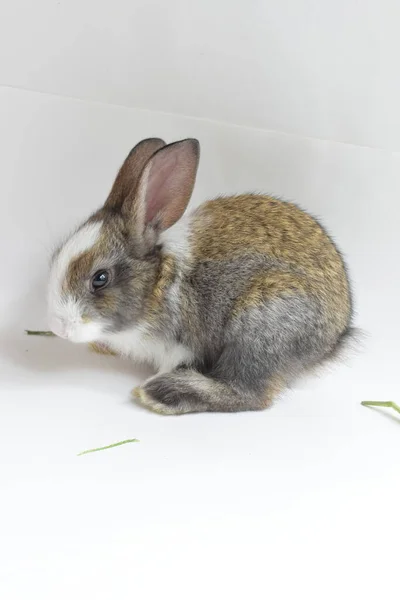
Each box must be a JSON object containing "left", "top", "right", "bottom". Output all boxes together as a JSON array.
[{"left": 48, "top": 138, "right": 353, "bottom": 414}]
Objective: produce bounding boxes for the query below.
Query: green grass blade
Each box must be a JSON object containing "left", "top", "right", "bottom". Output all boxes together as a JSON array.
[
  {"left": 361, "top": 401, "right": 400, "bottom": 415},
  {"left": 25, "top": 330, "right": 55, "bottom": 336},
  {"left": 77, "top": 439, "right": 139, "bottom": 456}
]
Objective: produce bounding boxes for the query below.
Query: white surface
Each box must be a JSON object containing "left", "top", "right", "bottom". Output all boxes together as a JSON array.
[
  {"left": 1, "top": 86, "right": 399, "bottom": 599},
  {"left": 1, "top": 0, "right": 400, "bottom": 150}
]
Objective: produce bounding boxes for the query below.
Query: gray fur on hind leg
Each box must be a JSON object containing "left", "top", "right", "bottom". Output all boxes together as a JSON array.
[
  {"left": 134, "top": 294, "right": 340, "bottom": 415},
  {"left": 132, "top": 369, "right": 268, "bottom": 415}
]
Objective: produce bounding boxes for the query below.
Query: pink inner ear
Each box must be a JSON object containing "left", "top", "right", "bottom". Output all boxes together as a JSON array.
[
  {"left": 139, "top": 139, "right": 199, "bottom": 231},
  {"left": 145, "top": 153, "right": 179, "bottom": 225}
]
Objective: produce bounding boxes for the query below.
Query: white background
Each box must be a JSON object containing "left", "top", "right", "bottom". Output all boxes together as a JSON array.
[{"left": 0, "top": 2, "right": 399, "bottom": 599}]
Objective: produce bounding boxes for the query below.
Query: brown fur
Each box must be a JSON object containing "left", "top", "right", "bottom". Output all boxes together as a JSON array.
[
  {"left": 144, "top": 254, "right": 177, "bottom": 323},
  {"left": 64, "top": 230, "right": 111, "bottom": 293},
  {"left": 193, "top": 195, "right": 351, "bottom": 334},
  {"left": 88, "top": 342, "right": 117, "bottom": 356}
]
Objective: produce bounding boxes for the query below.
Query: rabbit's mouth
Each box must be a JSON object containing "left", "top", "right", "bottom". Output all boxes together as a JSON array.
[{"left": 49, "top": 313, "right": 103, "bottom": 344}]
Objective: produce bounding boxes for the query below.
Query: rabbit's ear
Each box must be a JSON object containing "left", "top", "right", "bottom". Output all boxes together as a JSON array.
[
  {"left": 104, "top": 138, "right": 166, "bottom": 211},
  {"left": 127, "top": 139, "right": 200, "bottom": 235}
]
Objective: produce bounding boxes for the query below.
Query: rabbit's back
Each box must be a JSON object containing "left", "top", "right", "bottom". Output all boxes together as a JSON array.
[{"left": 190, "top": 194, "right": 352, "bottom": 336}]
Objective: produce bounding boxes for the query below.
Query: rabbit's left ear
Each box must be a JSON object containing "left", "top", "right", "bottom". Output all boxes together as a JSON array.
[
  {"left": 127, "top": 138, "right": 200, "bottom": 235},
  {"left": 104, "top": 138, "right": 166, "bottom": 211}
]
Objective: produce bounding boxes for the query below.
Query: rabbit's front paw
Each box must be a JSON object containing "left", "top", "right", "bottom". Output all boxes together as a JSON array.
[{"left": 88, "top": 342, "right": 117, "bottom": 356}]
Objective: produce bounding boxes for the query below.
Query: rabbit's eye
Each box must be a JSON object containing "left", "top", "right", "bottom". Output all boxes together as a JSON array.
[{"left": 91, "top": 270, "right": 110, "bottom": 292}]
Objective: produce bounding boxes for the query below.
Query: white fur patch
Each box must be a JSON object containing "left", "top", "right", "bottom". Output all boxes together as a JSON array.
[
  {"left": 47, "top": 221, "right": 102, "bottom": 338},
  {"left": 158, "top": 213, "right": 193, "bottom": 319},
  {"left": 49, "top": 222, "right": 102, "bottom": 296},
  {"left": 159, "top": 213, "right": 192, "bottom": 261},
  {"left": 103, "top": 324, "right": 194, "bottom": 374}
]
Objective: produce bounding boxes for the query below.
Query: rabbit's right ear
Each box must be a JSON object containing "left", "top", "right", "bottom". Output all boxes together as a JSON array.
[{"left": 104, "top": 138, "right": 166, "bottom": 211}]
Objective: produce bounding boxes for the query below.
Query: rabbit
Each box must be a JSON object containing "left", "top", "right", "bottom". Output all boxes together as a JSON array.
[{"left": 47, "top": 137, "right": 353, "bottom": 414}]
